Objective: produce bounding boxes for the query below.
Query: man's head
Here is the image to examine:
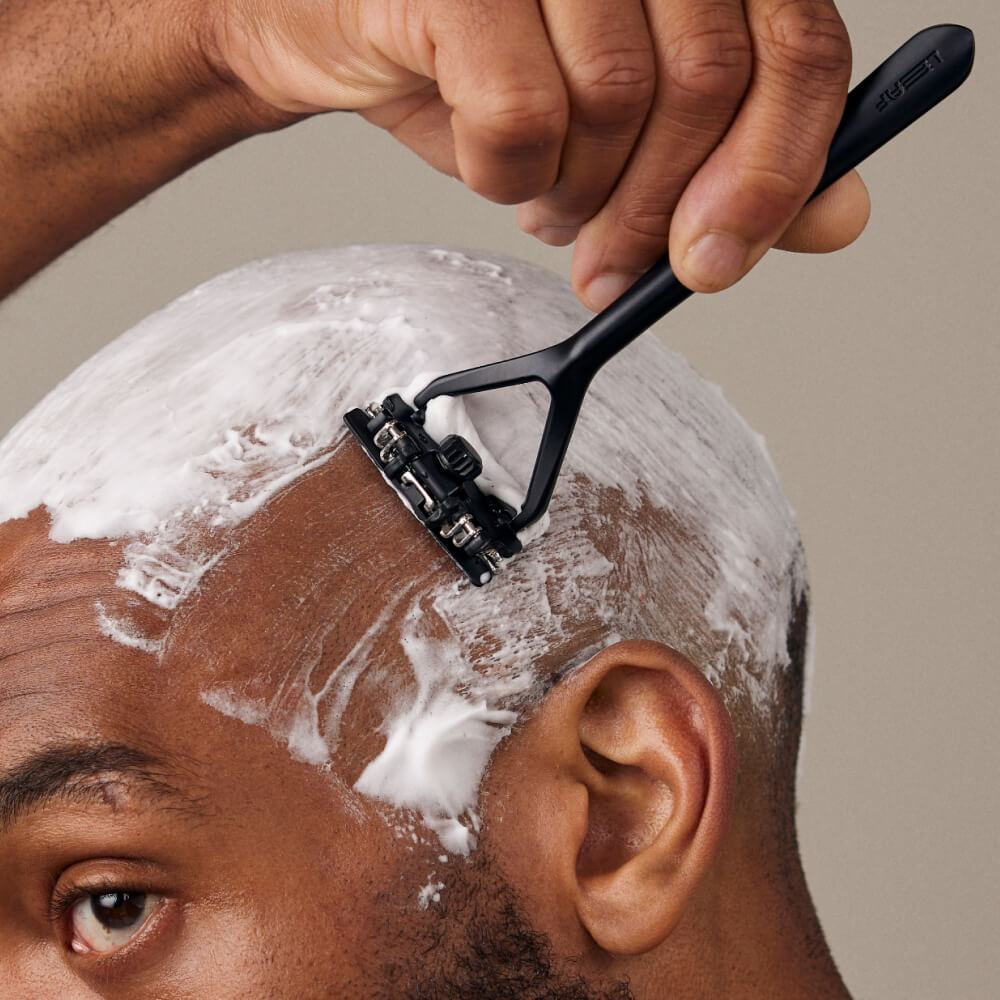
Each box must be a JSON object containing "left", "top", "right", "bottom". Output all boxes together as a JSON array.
[{"left": 0, "top": 246, "right": 840, "bottom": 998}]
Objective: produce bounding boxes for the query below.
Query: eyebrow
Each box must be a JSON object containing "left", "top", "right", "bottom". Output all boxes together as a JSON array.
[{"left": 0, "top": 742, "right": 208, "bottom": 831}]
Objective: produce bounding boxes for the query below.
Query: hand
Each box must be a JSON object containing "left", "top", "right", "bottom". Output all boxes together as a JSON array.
[{"left": 212, "top": 0, "right": 870, "bottom": 309}]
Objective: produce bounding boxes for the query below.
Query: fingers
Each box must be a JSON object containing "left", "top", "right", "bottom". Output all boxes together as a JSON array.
[
  {"left": 516, "top": 0, "right": 656, "bottom": 247},
  {"left": 569, "top": 0, "right": 754, "bottom": 309},
  {"left": 363, "top": 0, "right": 855, "bottom": 307},
  {"left": 775, "top": 169, "right": 870, "bottom": 252},
  {"left": 666, "top": 0, "right": 853, "bottom": 292},
  {"left": 429, "top": 0, "right": 568, "bottom": 204}
]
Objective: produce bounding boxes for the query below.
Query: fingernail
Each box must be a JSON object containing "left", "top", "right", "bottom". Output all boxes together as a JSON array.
[
  {"left": 683, "top": 231, "right": 749, "bottom": 291},
  {"left": 585, "top": 273, "right": 633, "bottom": 311}
]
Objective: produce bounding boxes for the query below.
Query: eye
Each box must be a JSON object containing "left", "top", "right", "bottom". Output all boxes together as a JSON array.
[{"left": 69, "top": 890, "right": 163, "bottom": 955}]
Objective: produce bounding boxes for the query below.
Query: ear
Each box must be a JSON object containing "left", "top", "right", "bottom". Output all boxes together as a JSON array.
[{"left": 485, "top": 639, "right": 735, "bottom": 956}]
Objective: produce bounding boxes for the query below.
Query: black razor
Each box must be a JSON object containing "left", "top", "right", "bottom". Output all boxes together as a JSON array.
[{"left": 345, "top": 24, "right": 974, "bottom": 586}]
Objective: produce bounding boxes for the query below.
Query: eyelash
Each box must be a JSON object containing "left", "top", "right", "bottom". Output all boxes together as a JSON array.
[{"left": 49, "top": 880, "right": 125, "bottom": 924}]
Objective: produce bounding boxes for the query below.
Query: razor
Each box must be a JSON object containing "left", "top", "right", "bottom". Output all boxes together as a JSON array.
[{"left": 345, "top": 24, "right": 975, "bottom": 586}]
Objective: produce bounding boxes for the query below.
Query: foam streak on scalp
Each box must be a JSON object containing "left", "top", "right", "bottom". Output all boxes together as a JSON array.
[
  {"left": 355, "top": 601, "right": 523, "bottom": 855},
  {"left": 0, "top": 245, "right": 807, "bottom": 856}
]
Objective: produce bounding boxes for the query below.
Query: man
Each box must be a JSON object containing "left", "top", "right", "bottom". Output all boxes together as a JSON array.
[
  {"left": 0, "top": 0, "right": 870, "bottom": 304},
  {"left": 0, "top": 245, "right": 850, "bottom": 997}
]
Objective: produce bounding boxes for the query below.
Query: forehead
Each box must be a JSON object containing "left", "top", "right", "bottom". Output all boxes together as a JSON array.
[
  {"left": 0, "top": 509, "right": 134, "bottom": 683},
  {"left": 0, "top": 444, "right": 461, "bottom": 779},
  {"left": 0, "top": 440, "right": 418, "bottom": 653},
  {"left": 0, "top": 513, "right": 177, "bottom": 775}
]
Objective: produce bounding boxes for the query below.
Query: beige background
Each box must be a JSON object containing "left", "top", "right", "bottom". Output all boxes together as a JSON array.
[{"left": 1, "top": 0, "right": 996, "bottom": 995}]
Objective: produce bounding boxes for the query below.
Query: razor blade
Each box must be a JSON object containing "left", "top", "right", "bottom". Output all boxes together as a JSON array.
[{"left": 344, "top": 394, "right": 523, "bottom": 585}]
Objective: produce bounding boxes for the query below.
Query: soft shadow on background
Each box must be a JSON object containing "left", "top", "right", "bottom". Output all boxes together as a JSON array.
[{"left": 1, "top": 1, "right": 996, "bottom": 996}]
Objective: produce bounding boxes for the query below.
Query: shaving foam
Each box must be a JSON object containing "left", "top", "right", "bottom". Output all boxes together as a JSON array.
[{"left": 0, "top": 244, "right": 807, "bottom": 853}]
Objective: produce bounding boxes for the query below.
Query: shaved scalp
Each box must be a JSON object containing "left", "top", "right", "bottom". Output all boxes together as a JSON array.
[{"left": 0, "top": 244, "right": 810, "bottom": 848}]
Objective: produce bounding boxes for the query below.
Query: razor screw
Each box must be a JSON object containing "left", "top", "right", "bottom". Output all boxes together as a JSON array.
[{"left": 440, "top": 514, "right": 481, "bottom": 548}]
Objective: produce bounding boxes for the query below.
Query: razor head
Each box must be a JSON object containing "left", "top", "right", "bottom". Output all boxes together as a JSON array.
[{"left": 343, "top": 394, "right": 523, "bottom": 586}]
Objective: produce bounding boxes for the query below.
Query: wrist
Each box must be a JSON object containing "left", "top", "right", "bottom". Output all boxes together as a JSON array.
[
  {"left": 0, "top": 0, "right": 307, "bottom": 296},
  {"left": 165, "top": 0, "right": 308, "bottom": 139}
]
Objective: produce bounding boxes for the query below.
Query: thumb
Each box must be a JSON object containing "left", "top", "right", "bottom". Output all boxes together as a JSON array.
[{"left": 774, "top": 169, "right": 871, "bottom": 253}]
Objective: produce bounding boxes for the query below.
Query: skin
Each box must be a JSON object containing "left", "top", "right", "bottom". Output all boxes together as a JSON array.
[
  {"left": 0, "top": 0, "right": 870, "bottom": 304},
  {"left": 0, "top": 443, "right": 853, "bottom": 998}
]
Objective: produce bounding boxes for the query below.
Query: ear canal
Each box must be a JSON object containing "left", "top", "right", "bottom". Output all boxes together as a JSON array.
[{"left": 576, "top": 741, "right": 677, "bottom": 881}]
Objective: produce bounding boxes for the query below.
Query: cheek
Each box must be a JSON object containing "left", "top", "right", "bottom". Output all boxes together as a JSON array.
[
  {"left": 189, "top": 796, "right": 444, "bottom": 995},
  {"left": 185, "top": 717, "right": 445, "bottom": 965}
]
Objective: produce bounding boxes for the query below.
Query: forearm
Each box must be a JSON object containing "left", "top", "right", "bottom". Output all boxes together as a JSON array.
[{"left": 0, "top": 0, "right": 291, "bottom": 299}]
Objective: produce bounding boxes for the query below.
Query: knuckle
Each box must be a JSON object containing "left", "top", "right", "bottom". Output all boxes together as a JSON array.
[
  {"left": 617, "top": 201, "right": 674, "bottom": 244},
  {"left": 663, "top": 23, "right": 752, "bottom": 105},
  {"left": 567, "top": 45, "right": 657, "bottom": 116},
  {"left": 474, "top": 84, "right": 568, "bottom": 150},
  {"left": 759, "top": 2, "right": 852, "bottom": 81},
  {"left": 740, "top": 158, "right": 814, "bottom": 211}
]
